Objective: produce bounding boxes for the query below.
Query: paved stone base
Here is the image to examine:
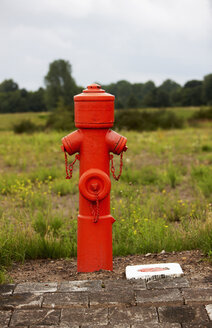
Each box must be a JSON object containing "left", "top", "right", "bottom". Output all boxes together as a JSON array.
[{"left": 0, "top": 277, "right": 212, "bottom": 327}]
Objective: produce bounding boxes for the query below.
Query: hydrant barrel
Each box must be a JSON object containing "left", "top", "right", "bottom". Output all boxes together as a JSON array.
[{"left": 62, "top": 83, "right": 127, "bottom": 272}]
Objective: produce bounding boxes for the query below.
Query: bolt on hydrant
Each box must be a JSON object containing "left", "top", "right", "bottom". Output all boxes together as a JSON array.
[{"left": 61, "top": 83, "right": 127, "bottom": 272}]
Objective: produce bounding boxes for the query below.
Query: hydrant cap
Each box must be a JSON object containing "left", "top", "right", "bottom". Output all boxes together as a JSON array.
[
  {"left": 74, "top": 83, "right": 115, "bottom": 128},
  {"left": 83, "top": 83, "right": 105, "bottom": 93},
  {"left": 74, "top": 83, "right": 114, "bottom": 100}
]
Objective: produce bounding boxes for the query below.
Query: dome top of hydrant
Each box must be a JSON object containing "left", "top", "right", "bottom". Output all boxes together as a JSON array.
[
  {"left": 83, "top": 83, "right": 104, "bottom": 93},
  {"left": 74, "top": 83, "right": 114, "bottom": 101},
  {"left": 74, "top": 83, "right": 115, "bottom": 128}
]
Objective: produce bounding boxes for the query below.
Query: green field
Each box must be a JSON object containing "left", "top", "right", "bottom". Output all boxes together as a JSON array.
[
  {"left": 0, "top": 110, "right": 212, "bottom": 283},
  {"left": 0, "top": 112, "right": 49, "bottom": 131}
]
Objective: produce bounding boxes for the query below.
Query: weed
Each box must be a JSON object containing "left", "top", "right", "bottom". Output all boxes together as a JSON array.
[
  {"left": 0, "top": 268, "right": 11, "bottom": 284},
  {"left": 166, "top": 163, "right": 180, "bottom": 188},
  {"left": 52, "top": 179, "right": 78, "bottom": 196},
  {"left": 191, "top": 166, "right": 212, "bottom": 199}
]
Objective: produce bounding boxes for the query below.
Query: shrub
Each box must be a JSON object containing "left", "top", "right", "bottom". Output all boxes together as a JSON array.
[
  {"left": 191, "top": 107, "right": 212, "bottom": 120},
  {"left": 13, "top": 119, "right": 41, "bottom": 134},
  {"left": 46, "top": 100, "right": 74, "bottom": 131},
  {"left": 114, "top": 109, "right": 184, "bottom": 131}
]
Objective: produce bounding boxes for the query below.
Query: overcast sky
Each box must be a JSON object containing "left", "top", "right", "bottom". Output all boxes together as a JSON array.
[{"left": 0, "top": 0, "right": 211, "bottom": 90}]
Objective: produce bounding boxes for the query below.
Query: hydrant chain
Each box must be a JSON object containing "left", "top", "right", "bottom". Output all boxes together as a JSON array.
[
  {"left": 110, "top": 151, "right": 124, "bottom": 181},
  {"left": 64, "top": 152, "right": 79, "bottom": 179},
  {"left": 90, "top": 190, "right": 100, "bottom": 223}
]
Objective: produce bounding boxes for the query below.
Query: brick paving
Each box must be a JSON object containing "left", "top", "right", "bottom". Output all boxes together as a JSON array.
[{"left": 0, "top": 276, "right": 212, "bottom": 327}]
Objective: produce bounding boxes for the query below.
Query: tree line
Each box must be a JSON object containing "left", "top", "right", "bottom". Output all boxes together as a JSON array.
[{"left": 0, "top": 59, "right": 212, "bottom": 114}]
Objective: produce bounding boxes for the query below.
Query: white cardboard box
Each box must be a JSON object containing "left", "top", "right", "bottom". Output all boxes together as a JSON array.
[{"left": 126, "top": 263, "right": 183, "bottom": 281}]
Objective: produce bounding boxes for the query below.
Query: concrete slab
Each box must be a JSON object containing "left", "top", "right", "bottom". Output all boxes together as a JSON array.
[
  {"left": 109, "top": 306, "right": 158, "bottom": 325},
  {"left": 158, "top": 305, "right": 209, "bottom": 324},
  {"left": 0, "top": 293, "right": 43, "bottom": 310},
  {"left": 10, "top": 309, "right": 60, "bottom": 326},
  {"left": 58, "top": 280, "right": 102, "bottom": 292},
  {"left": 43, "top": 292, "right": 88, "bottom": 308},
  {"left": 147, "top": 277, "right": 189, "bottom": 290},
  {"left": 14, "top": 282, "right": 57, "bottom": 294},
  {"left": 103, "top": 279, "right": 146, "bottom": 291},
  {"left": 135, "top": 288, "right": 183, "bottom": 306},
  {"left": 183, "top": 288, "right": 212, "bottom": 304},
  {"left": 89, "top": 290, "right": 135, "bottom": 307},
  {"left": 126, "top": 263, "right": 183, "bottom": 281},
  {"left": 61, "top": 308, "right": 108, "bottom": 327}
]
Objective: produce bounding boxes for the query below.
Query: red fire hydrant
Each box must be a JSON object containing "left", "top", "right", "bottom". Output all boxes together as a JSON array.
[{"left": 61, "top": 83, "right": 127, "bottom": 272}]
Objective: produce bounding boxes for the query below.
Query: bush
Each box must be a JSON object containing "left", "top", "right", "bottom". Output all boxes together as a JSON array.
[
  {"left": 114, "top": 109, "right": 184, "bottom": 131},
  {"left": 46, "top": 99, "right": 74, "bottom": 131},
  {"left": 191, "top": 107, "right": 212, "bottom": 120},
  {"left": 13, "top": 119, "right": 41, "bottom": 134}
]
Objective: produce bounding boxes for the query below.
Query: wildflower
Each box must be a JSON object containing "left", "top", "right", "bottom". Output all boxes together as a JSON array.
[
  {"left": 134, "top": 230, "right": 137, "bottom": 235},
  {"left": 164, "top": 225, "right": 168, "bottom": 228},
  {"left": 144, "top": 218, "right": 148, "bottom": 221},
  {"left": 162, "top": 189, "right": 166, "bottom": 194}
]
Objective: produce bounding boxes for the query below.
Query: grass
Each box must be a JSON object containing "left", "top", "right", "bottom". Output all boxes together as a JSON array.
[
  {"left": 0, "top": 112, "right": 49, "bottom": 131},
  {"left": 0, "top": 110, "right": 212, "bottom": 282}
]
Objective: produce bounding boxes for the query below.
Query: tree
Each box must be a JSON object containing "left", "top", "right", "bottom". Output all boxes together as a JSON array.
[
  {"left": 0, "top": 79, "right": 19, "bottom": 93},
  {"left": 202, "top": 74, "right": 212, "bottom": 105},
  {"left": 142, "top": 81, "right": 156, "bottom": 97},
  {"left": 181, "top": 80, "right": 203, "bottom": 106},
  {"left": 159, "top": 79, "right": 181, "bottom": 94},
  {"left": 46, "top": 98, "right": 74, "bottom": 130},
  {"left": 142, "top": 88, "right": 169, "bottom": 107},
  {"left": 44, "top": 59, "right": 79, "bottom": 110},
  {"left": 0, "top": 90, "right": 27, "bottom": 113},
  {"left": 27, "top": 88, "right": 47, "bottom": 112},
  {"left": 127, "top": 94, "right": 138, "bottom": 108}
]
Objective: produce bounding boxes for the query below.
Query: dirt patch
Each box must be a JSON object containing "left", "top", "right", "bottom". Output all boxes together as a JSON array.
[{"left": 7, "top": 250, "right": 212, "bottom": 286}]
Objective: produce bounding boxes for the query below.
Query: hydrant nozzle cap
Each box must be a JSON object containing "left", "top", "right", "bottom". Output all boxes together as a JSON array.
[{"left": 83, "top": 83, "right": 105, "bottom": 93}]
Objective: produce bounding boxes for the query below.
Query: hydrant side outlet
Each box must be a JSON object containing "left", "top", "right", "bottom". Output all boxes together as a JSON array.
[{"left": 61, "top": 83, "right": 127, "bottom": 272}]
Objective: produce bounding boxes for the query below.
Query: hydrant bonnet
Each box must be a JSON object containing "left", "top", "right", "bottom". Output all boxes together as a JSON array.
[{"left": 74, "top": 83, "right": 114, "bottom": 128}]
